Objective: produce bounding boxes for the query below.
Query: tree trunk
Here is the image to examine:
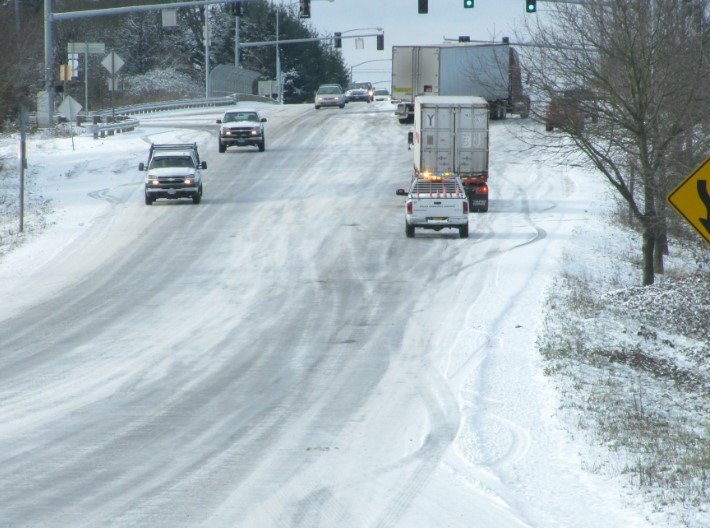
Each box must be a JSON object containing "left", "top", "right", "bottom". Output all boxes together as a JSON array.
[
  {"left": 654, "top": 230, "right": 665, "bottom": 274},
  {"left": 654, "top": 211, "right": 668, "bottom": 274},
  {"left": 642, "top": 225, "right": 655, "bottom": 285}
]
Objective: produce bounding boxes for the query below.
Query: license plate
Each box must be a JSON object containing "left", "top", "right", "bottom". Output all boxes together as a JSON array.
[
  {"left": 428, "top": 217, "right": 446, "bottom": 222},
  {"left": 168, "top": 189, "right": 176, "bottom": 195}
]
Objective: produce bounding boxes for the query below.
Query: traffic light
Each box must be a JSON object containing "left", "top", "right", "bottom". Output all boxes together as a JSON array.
[
  {"left": 418, "top": 0, "right": 428, "bottom": 14},
  {"left": 299, "top": 0, "right": 311, "bottom": 18},
  {"left": 526, "top": 0, "right": 537, "bottom": 13},
  {"left": 377, "top": 34, "right": 384, "bottom": 51},
  {"left": 334, "top": 32, "right": 342, "bottom": 49},
  {"left": 464, "top": 0, "right": 474, "bottom": 8},
  {"left": 232, "top": 1, "right": 243, "bottom": 17}
]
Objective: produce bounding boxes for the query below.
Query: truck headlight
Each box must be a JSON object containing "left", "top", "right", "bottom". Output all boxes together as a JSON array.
[
  {"left": 251, "top": 128, "right": 260, "bottom": 136},
  {"left": 222, "top": 129, "right": 231, "bottom": 136}
]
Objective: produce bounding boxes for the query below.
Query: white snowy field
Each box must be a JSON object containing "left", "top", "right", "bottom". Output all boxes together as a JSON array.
[{"left": 0, "top": 101, "right": 706, "bottom": 527}]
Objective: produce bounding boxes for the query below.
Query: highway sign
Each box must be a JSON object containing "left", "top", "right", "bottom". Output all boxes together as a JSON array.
[
  {"left": 667, "top": 155, "right": 710, "bottom": 245},
  {"left": 68, "top": 42, "right": 105, "bottom": 55},
  {"left": 101, "top": 52, "right": 124, "bottom": 74},
  {"left": 58, "top": 96, "right": 82, "bottom": 120}
]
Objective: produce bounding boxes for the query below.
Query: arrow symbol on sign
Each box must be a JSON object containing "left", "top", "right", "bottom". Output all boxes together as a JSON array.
[{"left": 698, "top": 179, "right": 710, "bottom": 232}]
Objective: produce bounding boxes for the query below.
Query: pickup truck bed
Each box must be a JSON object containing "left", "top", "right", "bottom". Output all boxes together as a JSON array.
[{"left": 397, "top": 177, "right": 470, "bottom": 238}]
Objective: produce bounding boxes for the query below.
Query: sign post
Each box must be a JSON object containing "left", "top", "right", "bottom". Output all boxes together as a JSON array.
[
  {"left": 101, "top": 51, "right": 125, "bottom": 119},
  {"left": 58, "top": 95, "right": 82, "bottom": 151},
  {"left": 667, "top": 155, "right": 710, "bottom": 246},
  {"left": 68, "top": 42, "right": 105, "bottom": 115}
]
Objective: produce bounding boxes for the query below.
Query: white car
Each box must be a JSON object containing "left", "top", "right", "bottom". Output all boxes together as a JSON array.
[
  {"left": 373, "top": 88, "right": 391, "bottom": 101},
  {"left": 315, "top": 84, "right": 346, "bottom": 109}
]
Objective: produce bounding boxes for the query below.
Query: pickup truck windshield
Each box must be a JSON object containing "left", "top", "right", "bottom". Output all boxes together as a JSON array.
[
  {"left": 149, "top": 156, "right": 195, "bottom": 169},
  {"left": 223, "top": 112, "right": 259, "bottom": 123}
]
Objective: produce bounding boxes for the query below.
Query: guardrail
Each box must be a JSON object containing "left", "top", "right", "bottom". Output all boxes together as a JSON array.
[
  {"left": 93, "top": 93, "right": 276, "bottom": 117},
  {"left": 83, "top": 93, "right": 277, "bottom": 139},
  {"left": 88, "top": 118, "right": 140, "bottom": 139}
]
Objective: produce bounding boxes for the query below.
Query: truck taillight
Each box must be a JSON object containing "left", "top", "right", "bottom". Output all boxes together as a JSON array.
[
  {"left": 406, "top": 200, "right": 413, "bottom": 214},
  {"left": 480, "top": 184, "right": 489, "bottom": 194},
  {"left": 463, "top": 201, "right": 469, "bottom": 215}
]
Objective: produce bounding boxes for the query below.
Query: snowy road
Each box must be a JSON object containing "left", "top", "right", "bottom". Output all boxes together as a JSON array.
[{"left": 0, "top": 103, "right": 652, "bottom": 527}]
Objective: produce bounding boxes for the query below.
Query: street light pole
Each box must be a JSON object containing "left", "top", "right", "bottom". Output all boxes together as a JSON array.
[
  {"left": 350, "top": 59, "right": 391, "bottom": 82},
  {"left": 205, "top": 5, "right": 211, "bottom": 98},
  {"left": 235, "top": 11, "right": 240, "bottom": 69},
  {"left": 276, "top": 8, "right": 281, "bottom": 103}
]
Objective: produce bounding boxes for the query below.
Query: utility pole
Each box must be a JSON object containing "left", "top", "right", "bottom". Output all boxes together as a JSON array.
[
  {"left": 276, "top": 8, "right": 281, "bottom": 104},
  {"left": 205, "top": 5, "right": 211, "bottom": 98},
  {"left": 19, "top": 107, "right": 27, "bottom": 233},
  {"left": 235, "top": 11, "right": 240, "bottom": 69}
]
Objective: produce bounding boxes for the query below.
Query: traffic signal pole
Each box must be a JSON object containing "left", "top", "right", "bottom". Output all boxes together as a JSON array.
[
  {"left": 44, "top": 0, "right": 249, "bottom": 126},
  {"left": 239, "top": 32, "right": 383, "bottom": 48}
]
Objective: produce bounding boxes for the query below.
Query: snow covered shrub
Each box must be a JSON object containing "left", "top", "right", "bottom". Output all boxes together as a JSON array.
[{"left": 123, "top": 69, "right": 201, "bottom": 100}]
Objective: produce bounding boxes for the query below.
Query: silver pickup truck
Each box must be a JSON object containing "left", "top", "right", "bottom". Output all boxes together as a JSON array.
[{"left": 396, "top": 176, "right": 469, "bottom": 238}]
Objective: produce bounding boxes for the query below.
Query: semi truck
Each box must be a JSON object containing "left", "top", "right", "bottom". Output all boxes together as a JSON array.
[
  {"left": 410, "top": 95, "right": 490, "bottom": 212},
  {"left": 392, "top": 42, "right": 530, "bottom": 124}
]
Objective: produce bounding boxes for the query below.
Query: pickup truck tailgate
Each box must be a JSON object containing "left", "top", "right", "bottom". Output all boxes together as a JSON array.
[{"left": 411, "top": 197, "right": 464, "bottom": 217}]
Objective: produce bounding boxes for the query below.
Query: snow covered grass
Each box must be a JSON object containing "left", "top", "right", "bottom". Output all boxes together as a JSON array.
[
  {"left": 537, "top": 204, "right": 709, "bottom": 527},
  {"left": 0, "top": 122, "right": 93, "bottom": 258}
]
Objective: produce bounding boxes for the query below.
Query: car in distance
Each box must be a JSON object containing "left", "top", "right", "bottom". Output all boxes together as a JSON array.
[
  {"left": 315, "top": 84, "right": 346, "bottom": 109},
  {"left": 217, "top": 109, "right": 267, "bottom": 152},
  {"left": 545, "top": 95, "right": 583, "bottom": 132},
  {"left": 345, "top": 88, "right": 371, "bottom": 103},
  {"left": 545, "top": 89, "right": 598, "bottom": 132},
  {"left": 350, "top": 81, "right": 374, "bottom": 101},
  {"left": 373, "top": 88, "right": 390, "bottom": 101}
]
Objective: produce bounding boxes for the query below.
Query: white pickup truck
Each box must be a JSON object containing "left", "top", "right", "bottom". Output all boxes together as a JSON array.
[
  {"left": 139, "top": 143, "right": 206, "bottom": 205},
  {"left": 396, "top": 176, "right": 469, "bottom": 238}
]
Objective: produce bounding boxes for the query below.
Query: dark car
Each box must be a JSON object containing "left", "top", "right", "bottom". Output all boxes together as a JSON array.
[
  {"left": 349, "top": 82, "right": 374, "bottom": 102},
  {"left": 545, "top": 89, "right": 598, "bottom": 132},
  {"left": 545, "top": 96, "right": 583, "bottom": 132},
  {"left": 345, "top": 88, "right": 370, "bottom": 103}
]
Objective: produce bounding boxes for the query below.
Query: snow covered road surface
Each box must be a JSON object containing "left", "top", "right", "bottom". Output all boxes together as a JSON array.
[{"left": 0, "top": 103, "right": 654, "bottom": 527}]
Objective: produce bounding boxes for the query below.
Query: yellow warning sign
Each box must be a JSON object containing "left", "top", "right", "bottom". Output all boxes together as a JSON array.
[{"left": 667, "top": 155, "right": 710, "bottom": 245}]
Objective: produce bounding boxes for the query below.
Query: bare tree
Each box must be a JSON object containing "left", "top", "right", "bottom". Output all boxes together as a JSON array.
[
  {"left": 521, "top": 0, "right": 709, "bottom": 285},
  {"left": 0, "top": 1, "right": 43, "bottom": 128}
]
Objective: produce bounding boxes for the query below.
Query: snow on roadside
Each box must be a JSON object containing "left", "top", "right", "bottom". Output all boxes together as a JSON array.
[{"left": 537, "top": 185, "right": 709, "bottom": 527}]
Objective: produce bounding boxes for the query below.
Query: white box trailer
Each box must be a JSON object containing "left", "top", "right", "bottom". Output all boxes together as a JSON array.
[
  {"left": 413, "top": 95, "right": 490, "bottom": 212},
  {"left": 392, "top": 43, "right": 529, "bottom": 124}
]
